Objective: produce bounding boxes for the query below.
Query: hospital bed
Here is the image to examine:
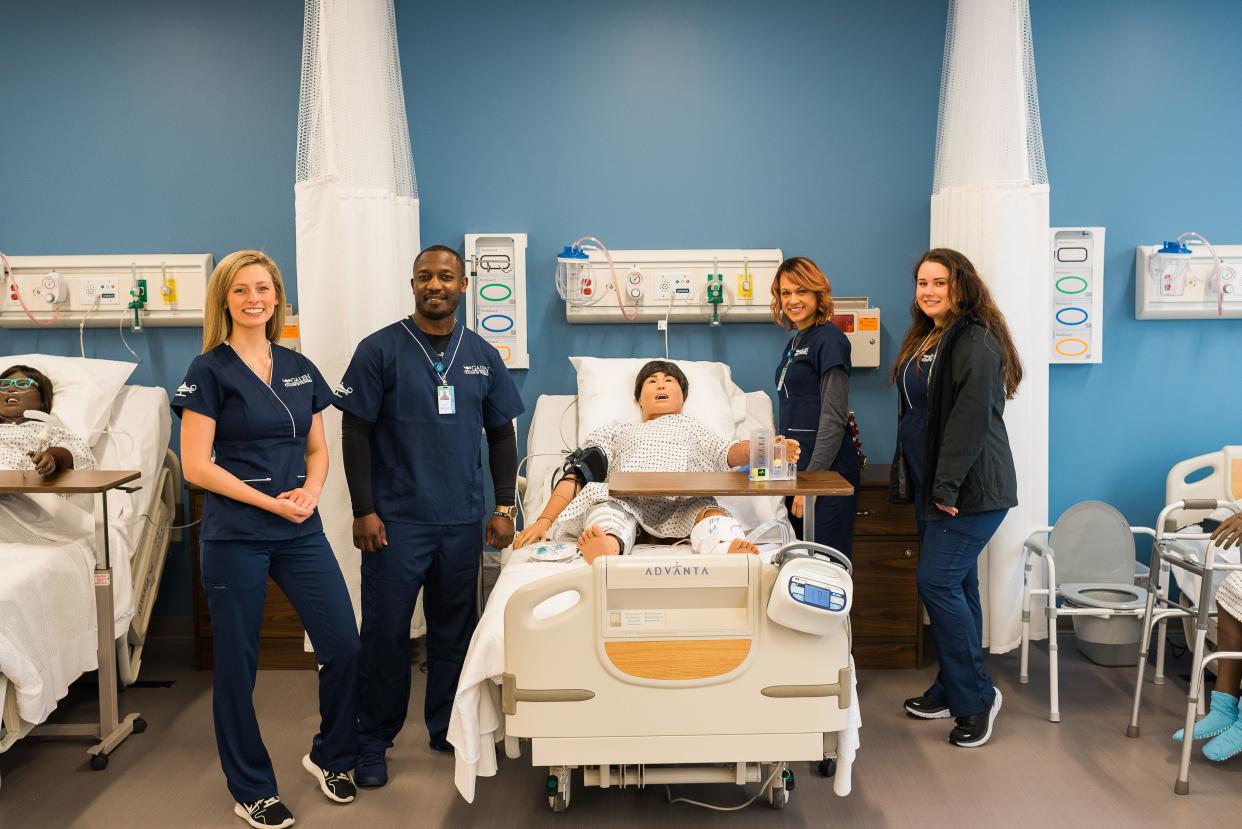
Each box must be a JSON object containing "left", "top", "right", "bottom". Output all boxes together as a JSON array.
[
  {"left": 0, "top": 384, "right": 179, "bottom": 779},
  {"left": 451, "top": 382, "right": 861, "bottom": 811}
]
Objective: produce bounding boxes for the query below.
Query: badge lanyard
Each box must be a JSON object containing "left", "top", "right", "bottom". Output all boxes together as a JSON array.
[
  {"left": 777, "top": 330, "right": 807, "bottom": 395},
  {"left": 401, "top": 319, "right": 463, "bottom": 415}
]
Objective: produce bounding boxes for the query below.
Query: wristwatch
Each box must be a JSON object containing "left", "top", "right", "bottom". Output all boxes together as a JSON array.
[{"left": 492, "top": 504, "right": 516, "bottom": 520}]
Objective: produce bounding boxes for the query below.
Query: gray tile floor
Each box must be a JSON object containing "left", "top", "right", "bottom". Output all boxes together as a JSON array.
[{"left": 1, "top": 636, "right": 1239, "bottom": 827}]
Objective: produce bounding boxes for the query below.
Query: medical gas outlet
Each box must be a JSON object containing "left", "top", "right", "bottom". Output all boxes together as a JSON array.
[{"left": 0, "top": 254, "right": 212, "bottom": 328}]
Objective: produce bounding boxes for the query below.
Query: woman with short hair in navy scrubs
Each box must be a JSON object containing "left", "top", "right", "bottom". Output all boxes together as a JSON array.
[
  {"left": 770, "top": 256, "right": 861, "bottom": 556},
  {"left": 890, "top": 248, "right": 1021, "bottom": 749},
  {"left": 175, "top": 250, "right": 360, "bottom": 829}
]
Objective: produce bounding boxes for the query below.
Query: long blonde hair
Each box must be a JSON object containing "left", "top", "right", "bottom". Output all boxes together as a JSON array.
[{"left": 202, "top": 250, "right": 287, "bottom": 352}]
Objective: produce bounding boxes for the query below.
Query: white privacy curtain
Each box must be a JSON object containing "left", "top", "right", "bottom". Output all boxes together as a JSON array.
[
  {"left": 930, "top": 0, "right": 1050, "bottom": 653},
  {"left": 295, "top": 0, "right": 422, "bottom": 632}
]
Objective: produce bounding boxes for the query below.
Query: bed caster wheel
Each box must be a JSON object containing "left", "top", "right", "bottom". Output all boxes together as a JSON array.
[
  {"left": 90, "top": 754, "right": 108, "bottom": 771},
  {"left": 767, "top": 785, "right": 789, "bottom": 809},
  {"left": 133, "top": 717, "right": 147, "bottom": 734},
  {"left": 818, "top": 758, "right": 837, "bottom": 777}
]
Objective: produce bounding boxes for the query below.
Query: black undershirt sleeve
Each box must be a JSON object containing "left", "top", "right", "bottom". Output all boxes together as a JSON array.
[
  {"left": 341, "top": 412, "right": 376, "bottom": 518},
  {"left": 486, "top": 422, "right": 517, "bottom": 507}
]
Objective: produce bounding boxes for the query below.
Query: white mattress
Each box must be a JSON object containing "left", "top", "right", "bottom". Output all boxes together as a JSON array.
[{"left": 0, "top": 384, "right": 170, "bottom": 734}]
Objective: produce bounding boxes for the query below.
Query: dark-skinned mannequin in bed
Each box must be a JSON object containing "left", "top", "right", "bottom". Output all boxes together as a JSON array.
[
  {"left": 0, "top": 365, "right": 79, "bottom": 478},
  {"left": 335, "top": 245, "right": 524, "bottom": 788}
]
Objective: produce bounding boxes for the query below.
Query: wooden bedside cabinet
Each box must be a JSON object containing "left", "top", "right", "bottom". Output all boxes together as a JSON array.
[
  {"left": 189, "top": 486, "right": 317, "bottom": 669},
  {"left": 850, "top": 465, "right": 924, "bottom": 669}
]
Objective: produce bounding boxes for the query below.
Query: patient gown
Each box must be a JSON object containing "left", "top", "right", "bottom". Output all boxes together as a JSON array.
[
  {"left": 0, "top": 420, "right": 96, "bottom": 473},
  {"left": 550, "top": 413, "right": 732, "bottom": 541},
  {"left": 0, "top": 421, "right": 97, "bottom": 545}
]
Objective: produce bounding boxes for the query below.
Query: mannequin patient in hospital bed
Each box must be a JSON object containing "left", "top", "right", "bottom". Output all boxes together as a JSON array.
[
  {"left": 0, "top": 365, "right": 96, "bottom": 477},
  {"left": 512, "top": 360, "right": 799, "bottom": 563}
]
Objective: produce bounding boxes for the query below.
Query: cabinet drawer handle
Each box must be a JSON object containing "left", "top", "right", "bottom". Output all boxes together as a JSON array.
[
  {"left": 904, "top": 549, "right": 914, "bottom": 558},
  {"left": 856, "top": 509, "right": 875, "bottom": 517}
]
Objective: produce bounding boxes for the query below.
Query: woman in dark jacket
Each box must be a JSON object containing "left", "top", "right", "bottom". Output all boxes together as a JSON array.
[{"left": 890, "top": 248, "right": 1021, "bottom": 748}]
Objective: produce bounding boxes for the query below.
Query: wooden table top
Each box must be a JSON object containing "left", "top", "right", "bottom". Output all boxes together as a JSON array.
[
  {"left": 0, "top": 469, "right": 141, "bottom": 494},
  {"left": 607, "top": 470, "right": 854, "bottom": 497}
]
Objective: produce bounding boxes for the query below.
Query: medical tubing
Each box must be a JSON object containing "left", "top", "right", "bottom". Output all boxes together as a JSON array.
[
  {"left": 118, "top": 311, "right": 142, "bottom": 362},
  {"left": 1176, "top": 231, "right": 1224, "bottom": 316},
  {"left": 79, "top": 296, "right": 101, "bottom": 357},
  {"left": 664, "top": 762, "right": 786, "bottom": 811},
  {"left": 575, "top": 236, "right": 638, "bottom": 321},
  {"left": 2, "top": 251, "right": 62, "bottom": 326}
]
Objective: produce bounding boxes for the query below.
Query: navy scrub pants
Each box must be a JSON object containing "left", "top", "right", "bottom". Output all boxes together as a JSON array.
[
  {"left": 916, "top": 509, "right": 1007, "bottom": 718},
  {"left": 357, "top": 522, "right": 480, "bottom": 757},
  {"left": 200, "top": 532, "right": 360, "bottom": 804},
  {"left": 786, "top": 468, "right": 861, "bottom": 556}
]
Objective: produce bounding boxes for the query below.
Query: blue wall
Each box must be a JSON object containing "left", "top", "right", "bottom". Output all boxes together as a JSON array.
[
  {"left": 0, "top": 0, "right": 304, "bottom": 615},
  {"left": 1034, "top": 0, "right": 1242, "bottom": 525},
  {"left": 5, "top": 0, "right": 1235, "bottom": 615}
]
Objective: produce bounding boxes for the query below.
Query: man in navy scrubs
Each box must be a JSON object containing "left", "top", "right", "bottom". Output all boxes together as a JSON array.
[{"left": 334, "top": 245, "right": 524, "bottom": 787}]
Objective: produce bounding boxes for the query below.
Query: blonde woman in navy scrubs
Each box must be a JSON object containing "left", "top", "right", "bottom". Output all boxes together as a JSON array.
[{"left": 175, "top": 250, "right": 359, "bottom": 829}]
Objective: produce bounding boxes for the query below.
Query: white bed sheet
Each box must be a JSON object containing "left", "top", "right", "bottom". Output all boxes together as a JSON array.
[
  {"left": 449, "top": 545, "right": 862, "bottom": 803},
  {"left": 0, "top": 384, "right": 170, "bottom": 734}
]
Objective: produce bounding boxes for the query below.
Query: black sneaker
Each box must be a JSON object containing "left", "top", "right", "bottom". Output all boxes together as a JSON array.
[
  {"left": 355, "top": 753, "right": 388, "bottom": 788},
  {"left": 904, "top": 694, "right": 952, "bottom": 719},
  {"left": 302, "top": 754, "right": 357, "bottom": 803},
  {"left": 234, "top": 797, "right": 295, "bottom": 828},
  {"left": 429, "top": 736, "right": 453, "bottom": 753},
  {"left": 949, "top": 688, "right": 1002, "bottom": 747}
]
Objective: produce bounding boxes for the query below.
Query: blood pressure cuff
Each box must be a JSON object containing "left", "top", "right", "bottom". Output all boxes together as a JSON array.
[{"left": 557, "top": 445, "right": 608, "bottom": 489}]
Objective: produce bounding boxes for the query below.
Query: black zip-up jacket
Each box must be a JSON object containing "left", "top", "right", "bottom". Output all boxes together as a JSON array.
[{"left": 890, "top": 315, "right": 1018, "bottom": 520}]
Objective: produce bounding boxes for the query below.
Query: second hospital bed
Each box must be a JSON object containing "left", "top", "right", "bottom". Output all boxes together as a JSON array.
[
  {"left": 450, "top": 386, "right": 861, "bottom": 810},
  {"left": 0, "top": 384, "right": 180, "bottom": 773}
]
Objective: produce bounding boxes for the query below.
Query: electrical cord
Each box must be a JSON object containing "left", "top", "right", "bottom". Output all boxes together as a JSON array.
[
  {"left": 79, "top": 296, "right": 101, "bottom": 356},
  {"left": 664, "top": 762, "right": 786, "bottom": 811}
]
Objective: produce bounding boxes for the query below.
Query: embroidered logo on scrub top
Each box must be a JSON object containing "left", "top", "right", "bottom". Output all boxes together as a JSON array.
[
  {"left": 793, "top": 347, "right": 810, "bottom": 357},
  {"left": 332, "top": 383, "right": 354, "bottom": 397},
  {"left": 282, "top": 374, "right": 313, "bottom": 388},
  {"left": 175, "top": 382, "right": 197, "bottom": 397},
  {"left": 462, "top": 365, "right": 490, "bottom": 376}
]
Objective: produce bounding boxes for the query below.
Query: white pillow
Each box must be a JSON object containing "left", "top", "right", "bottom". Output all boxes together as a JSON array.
[
  {"left": 570, "top": 356, "right": 746, "bottom": 442},
  {"left": 1, "top": 353, "right": 137, "bottom": 444}
]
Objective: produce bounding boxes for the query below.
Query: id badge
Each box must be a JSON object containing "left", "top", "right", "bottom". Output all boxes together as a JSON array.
[{"left": 437, "top": 384, "right": 456, "bottom": 415}]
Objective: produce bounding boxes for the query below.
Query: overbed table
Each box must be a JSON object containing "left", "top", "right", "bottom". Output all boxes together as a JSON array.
[
  {"left": 0, "top": 469, "right": 145, "bottom": 769},
  {"left": 608, "top": 470, "right": 855, "bottom": 545}
]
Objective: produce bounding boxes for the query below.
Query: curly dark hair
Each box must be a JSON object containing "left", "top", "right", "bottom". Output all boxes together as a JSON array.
[
  {"left": 1, "top": 364, "right": 54, "bottom": 413},
  {"left": 633, "top": 360, "right": 689, "bottom": 401}
]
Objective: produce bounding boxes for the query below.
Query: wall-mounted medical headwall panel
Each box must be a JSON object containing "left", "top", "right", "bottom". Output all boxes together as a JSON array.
[
  {"left": 1136, "top": 242, "right": 1242, "bottom": 320},
  {"left": 2, "top": 254, "right": 213, "bottom": 328},
  {"left": 1050, "top": 228, "right": 1104, "bottom": 364},
  {"left": 565, "top": 248, "right": 783, "bottom": 325},
  {"left": 464, "top": 233, "right": 529, "bottom": 369}
]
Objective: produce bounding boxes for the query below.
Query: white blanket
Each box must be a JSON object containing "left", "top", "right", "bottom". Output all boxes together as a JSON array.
[
  {"left": 448, "top": 546, "right": 862, "bottom": 802},
  {"left": 0, "top": 492, "right": 134, "bottom": 733}
]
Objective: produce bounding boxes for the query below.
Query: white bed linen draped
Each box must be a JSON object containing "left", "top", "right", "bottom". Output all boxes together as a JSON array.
[
  {"left": 295, "top": 0, "right": 422, "bottom": 631},
  {"left": 930, "top": 0, "right": 1050, "bottom": 653}
]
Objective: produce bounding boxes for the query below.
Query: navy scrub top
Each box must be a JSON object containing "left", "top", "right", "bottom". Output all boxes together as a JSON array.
[
  {"left": 775, "top": 321, "right": 859, "bottom": 476},
  {"left": 172, "top": 343, "right": 335, "bottom": 542},
  {"left": 332, "top": 319, "right": 525, "bottom": 526},
  {"left": 899, "top": 346, "right": 936, "bottom": 495}
]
